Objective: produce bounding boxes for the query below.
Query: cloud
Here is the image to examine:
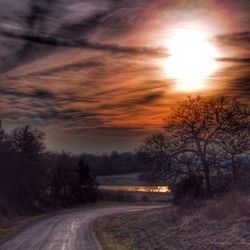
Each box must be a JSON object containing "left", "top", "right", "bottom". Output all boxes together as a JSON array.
[
  {"left": 0, "top": 28, "right": 164, "bottom": 56},
  {"left": 9, "top": 60, "right": 105, "bottom": 79},
  {"left": 216, "top": 57, "right": 250, "bottom": 63},
  {"left": 0, "top": 88, "right": 55, "bottom": 99},
  {"left": 118, "top": 91, "right": 165, "bottom": 108},
  {"left": 215, "top": 31, "right": 250, "bottom": 47},
  {"left": 0, "top": 0, "right": 165, "bottom": 75},
  {"left": 230, "top": 75, "right": 250, "bottom": 97},
  {"left": 214, "top": 62, "right": 250, "bottom": 98}
]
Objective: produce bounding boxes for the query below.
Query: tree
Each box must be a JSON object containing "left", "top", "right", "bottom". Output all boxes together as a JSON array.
[
  {"left": 10, "top": 125, "right": 46, "bottom": 206},
  {"left": 221, "top": 130, "right": 250, "bottom": 181},
  {"left": 73, "top": 158, "right": 97, "bottom": 202},
  {"left": 0, "top": 123, "right": 101, "bottom": 213},
  {"left": 139, "top": 96, "right": 250, "bottom": 198},
  {"left": 50, "top": 151, "right": 77, "bottom": 202},
  {"left": 0, "top": 122, "right": 17, "bottom": 213},
  {"left": 11, "top": 125, "right": 45, "bottom": 159}
]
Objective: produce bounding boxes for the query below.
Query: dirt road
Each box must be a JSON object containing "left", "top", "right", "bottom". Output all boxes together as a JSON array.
[{"left": 0, "top": 205, "right": 162, "bottom": 250}]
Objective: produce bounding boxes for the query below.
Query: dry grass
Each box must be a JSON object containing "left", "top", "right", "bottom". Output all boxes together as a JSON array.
[
  {"left": 0, "top": 214, "right": 46, "bottom": 241},
  {"left": 94, "top": 193, "right": 250, "bottom": 250},
  {"left": 203, "top": 192, "right": 250, "bottom": 220},
  {"left": 94, "top": 215, "right": 136, "bottom": 250}
]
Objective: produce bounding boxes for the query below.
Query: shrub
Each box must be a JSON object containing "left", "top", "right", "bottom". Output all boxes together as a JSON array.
[{"left": 171, "top": 175, "right": 204, "bottom": 204}]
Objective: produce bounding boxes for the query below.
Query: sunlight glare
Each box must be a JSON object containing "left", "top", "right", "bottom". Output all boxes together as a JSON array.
[{"left": 163, "top": 28, "right": 219, "bottom": 92}]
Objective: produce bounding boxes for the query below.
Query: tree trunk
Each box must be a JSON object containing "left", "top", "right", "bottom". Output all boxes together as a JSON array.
[
  {"left": 203, "top": 164, "right": 213, "bottom": 198},
  {"left": 231, "top": 154, "right": 237, "bottom": 181}
]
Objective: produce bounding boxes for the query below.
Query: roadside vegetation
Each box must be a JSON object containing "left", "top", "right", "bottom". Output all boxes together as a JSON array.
[{"left": 95, "top": 191, "right": 250, "bottom": 250}]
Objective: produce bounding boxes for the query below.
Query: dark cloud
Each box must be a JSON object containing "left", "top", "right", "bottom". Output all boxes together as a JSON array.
[
  {"left": 216, "top": 57, "right": 250, "bottom": 63},
  {"left": 37, "top": 108, "right": 102, "bottom": 124},
  {"left": 0, "top": 0, "right": 164, "bottom": 75},
  {"left": 0, "top": 29, "right": 164, "bottom": 56},
  {"left": 230, "top": 75, "right": 250, "bottom": 97},
  {"left": 138, "top": 92, "right": 164, "bottom": 105},
  {"left": 101, "top": 91, "right": 164, "bottom": 110},
  {"left": 215, "top": 31, "right": 250, "bottom": 47},
  {"left": 214, "top": 31, "right": 250, "bottom": 98},
  {"left": 123, "top": 92, "right": 164, "bottom": 107},
  {"left": 0, "top": 88, "right": 55, "bottom": 99},
  {"left": 9, "top": 60, "right": 105, "bottom": 79},
  {"left": 0, "top": 0, "right": 59, "bottom": 74}
]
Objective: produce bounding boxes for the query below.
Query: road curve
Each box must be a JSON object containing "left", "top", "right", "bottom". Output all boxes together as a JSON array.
[{"left": 0, "top": 205, "right": 163, "bottom": 250}]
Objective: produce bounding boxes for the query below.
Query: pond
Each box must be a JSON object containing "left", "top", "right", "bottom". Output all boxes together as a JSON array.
[{"left": 99, "top": 185, "right": 170, "bottom": 193}]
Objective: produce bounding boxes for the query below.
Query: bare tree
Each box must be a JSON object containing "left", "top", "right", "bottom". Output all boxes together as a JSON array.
[
  {"left": 219, "top": 103, "right": 250, "bottom": 181},
  {"left": 139, "top": 96, "right": 250, "bottom": 198}
]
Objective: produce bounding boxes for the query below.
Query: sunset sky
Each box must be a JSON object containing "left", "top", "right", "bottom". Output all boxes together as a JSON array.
[{"left": 0, "top": 0, "right": 249, "bottom": 153}]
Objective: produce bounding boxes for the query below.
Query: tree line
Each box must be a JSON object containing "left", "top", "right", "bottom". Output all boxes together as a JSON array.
[
  {"left": 0, "top": 123, "right": 144, "bottom": 214},
  {"left": 82, "top": 151, "right": 144, "bottom": 176},
  {"left": 138, "top": 96, "right": 250, "bottom": 199},
  {"left": 0, "top": 124, "right": 97, "bottom": 214}
]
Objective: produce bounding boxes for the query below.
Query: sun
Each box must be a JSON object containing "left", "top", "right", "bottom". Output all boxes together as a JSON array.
[{"left": 163, "top": 28, "right": 219, "bottom": 92}]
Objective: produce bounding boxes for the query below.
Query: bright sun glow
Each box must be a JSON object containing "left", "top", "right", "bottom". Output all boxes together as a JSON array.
[{"left": 163, "top": 28, "right": 219, "bottom": 92}]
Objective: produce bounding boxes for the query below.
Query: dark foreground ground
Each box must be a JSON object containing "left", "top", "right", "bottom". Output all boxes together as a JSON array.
[
  {"left": 94, "top": 192, "right": 250, "bottom": 250},
  {"left": 0, "top": 205, "right": 163, "bottom": 250}
]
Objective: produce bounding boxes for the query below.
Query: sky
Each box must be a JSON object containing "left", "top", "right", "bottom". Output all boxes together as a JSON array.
[{"left": 0, "top": 0, "right": 249, "bottom": 153}]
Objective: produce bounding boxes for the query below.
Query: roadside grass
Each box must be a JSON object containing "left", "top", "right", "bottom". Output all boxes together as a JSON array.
[
  {"left": 0, "top": 214, "right": 46, "bottom": 241},
  {"left": 97, "top": 237, "right": 134, "bottom": 250},
  {"left": 95, "top": 200, "right": 120, "bottom": 207},
  {"left": 203, "top": 191, "right": 250, "bottom": 220},
  {"left": 94, "top": 193, "right": 250, "bottom": 250},
  {"left": 94, "top": 217, "right": 135, "bottom": 250}
]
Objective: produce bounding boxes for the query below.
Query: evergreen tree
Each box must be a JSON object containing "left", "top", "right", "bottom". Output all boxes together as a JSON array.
[{"left": 73, "top": 158, "right": 97, "bottom": 202}]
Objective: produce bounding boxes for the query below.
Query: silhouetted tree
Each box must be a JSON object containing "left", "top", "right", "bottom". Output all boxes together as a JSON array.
[
  {"left": 10, "top": 125, "right": 45, "bottom": 207},
  {"left": 218, "top": 100, "right": 250, "bottom": 180},
  {"left": 0, "top": 123, "right": 102, "bottom": 214},
  {"left": 81, "top": 151, "right": 143, "bottom": 176},
  {"left": 0, "top": 122, "right": 16, "bottom": 213},
  {"left": 139, "top": 96, "right": 250, "bottom": 198},
  {"left": 51, "top": 151, "right": 77, "bottom": 203},
  {"left": 73, "top": 158, "right": 97, "bottom": 203}
]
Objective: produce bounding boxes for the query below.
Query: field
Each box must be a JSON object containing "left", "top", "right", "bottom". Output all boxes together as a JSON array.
[{"left": 94, "top": 192, "right": 250, "bottom": 250}]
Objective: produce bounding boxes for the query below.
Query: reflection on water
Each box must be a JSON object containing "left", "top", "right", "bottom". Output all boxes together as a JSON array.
[{"left": 99, "top": 185, "right": 170, "bottom": 193}]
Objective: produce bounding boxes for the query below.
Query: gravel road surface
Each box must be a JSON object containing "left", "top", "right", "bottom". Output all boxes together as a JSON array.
[{"left": 0, "top": 205, "right": 162, "bottom": 250}]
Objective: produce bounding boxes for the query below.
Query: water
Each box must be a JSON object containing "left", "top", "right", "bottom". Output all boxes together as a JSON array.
[{"left": 99, "top": 185, "right": 170, "bottom": 193}]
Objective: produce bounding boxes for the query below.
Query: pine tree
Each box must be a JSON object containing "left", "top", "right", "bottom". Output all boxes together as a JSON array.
[{"left": 73, "top": 158, "right": 97, "bottom": 202}]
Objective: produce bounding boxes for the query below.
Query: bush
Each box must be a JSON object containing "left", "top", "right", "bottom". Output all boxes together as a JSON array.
[
  {"left": 171, "top": 175, "right": 204, "bottom": 204},
  {"left": 210, "top": 174, "right": 231, "bottom": 195}
]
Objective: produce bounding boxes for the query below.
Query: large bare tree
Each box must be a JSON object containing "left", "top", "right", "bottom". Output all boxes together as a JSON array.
[{"left": 139, "top": 96, "right": 250, "bottom": 197}]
